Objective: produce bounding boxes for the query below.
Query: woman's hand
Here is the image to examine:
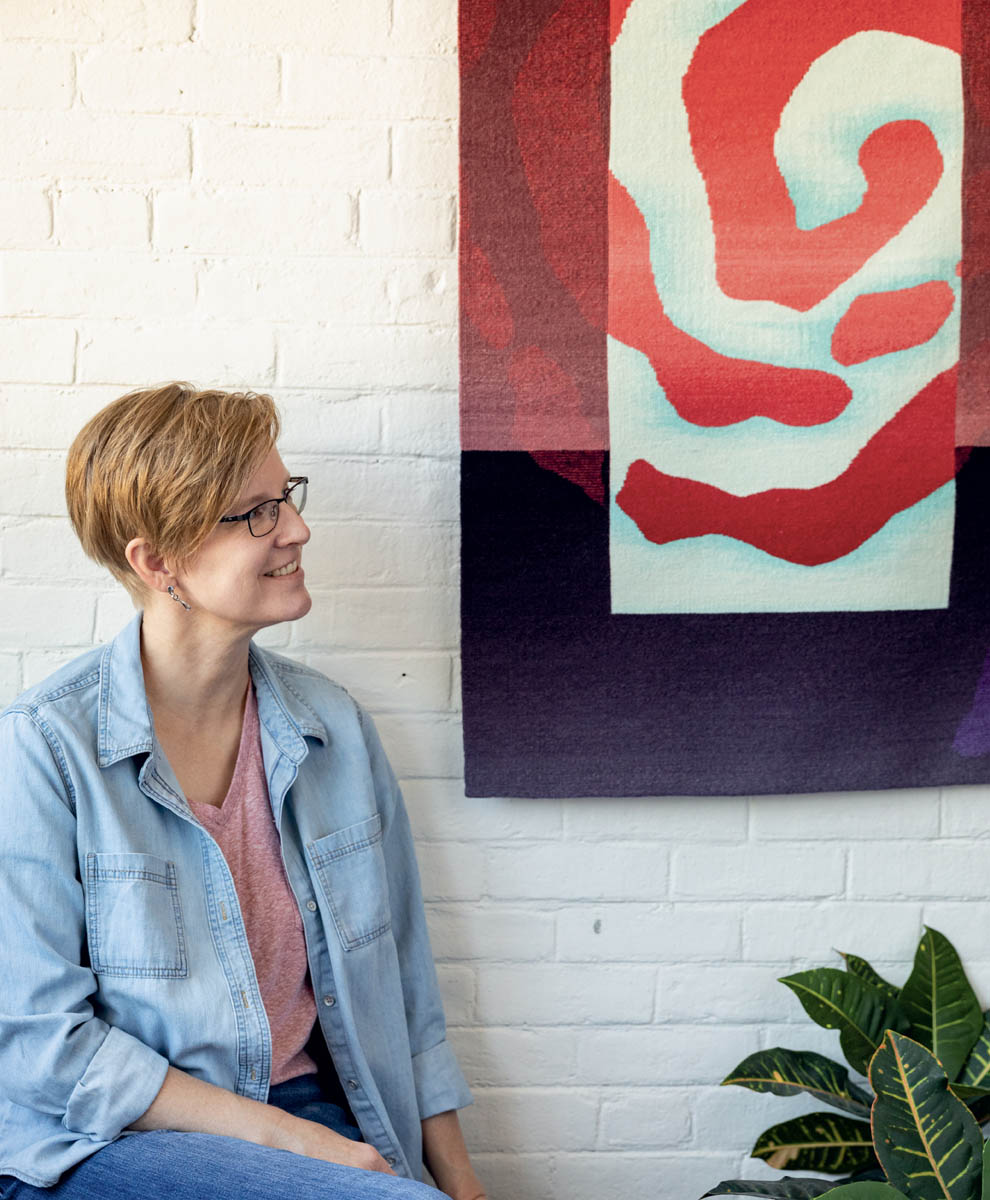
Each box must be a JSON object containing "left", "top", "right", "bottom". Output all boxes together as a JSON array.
[
  {"left": 128, "top": 1067, "right": 395, "bottom": 1175},
  {"left": 268, "top": 1108, "right": 396, "bottom": 1174}
]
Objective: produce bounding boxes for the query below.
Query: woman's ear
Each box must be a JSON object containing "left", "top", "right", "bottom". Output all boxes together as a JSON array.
[{"left": 124, "top": 537, "right": 174, "bottom": 597}]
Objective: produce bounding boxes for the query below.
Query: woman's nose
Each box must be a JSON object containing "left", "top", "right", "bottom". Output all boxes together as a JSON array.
[{"left": 279, "top": 503, "right": 310, "bottom": 545}]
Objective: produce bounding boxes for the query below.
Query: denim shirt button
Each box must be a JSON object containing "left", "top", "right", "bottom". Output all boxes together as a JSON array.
[
  {"left": 322, "top": 994, "right": 335, "bottom": 1007},
  {"left": 306, "top": 900, "right": 317, "bottom": 911},
  {"left": 346, "top": 1079, "right": 359, "bottom": 1090},
  {"left": 386, "top": 1156, "right": 396, "bottom": 1167}
]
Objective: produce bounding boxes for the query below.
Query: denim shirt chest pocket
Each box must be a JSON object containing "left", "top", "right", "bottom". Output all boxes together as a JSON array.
[
  {"left": 306, "top": 813, "right": 391, "bottom": 950},
  {"left": 84, "top": 851, "right": 188, "bottom": 978}
]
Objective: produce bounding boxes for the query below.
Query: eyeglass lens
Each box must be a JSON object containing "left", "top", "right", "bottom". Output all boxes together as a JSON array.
[
  {"left": 289, "top": 478, "right": 307, "bottom": 515},
  {"left": 247, "top": 479, "right": 307, "bottom": 536}
]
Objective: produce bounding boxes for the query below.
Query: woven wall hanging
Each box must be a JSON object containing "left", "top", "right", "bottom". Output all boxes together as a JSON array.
[{"left": 459, "top": 0, "right": 990, "bottom": 797}]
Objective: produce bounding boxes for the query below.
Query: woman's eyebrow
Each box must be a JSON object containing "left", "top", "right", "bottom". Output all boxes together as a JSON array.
[{"left": 235, "top": 477, "right": 291, "bottom": 509}]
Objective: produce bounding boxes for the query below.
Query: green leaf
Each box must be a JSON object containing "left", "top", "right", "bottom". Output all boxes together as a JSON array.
[
  {"left": 982, "top": 1141, "right": 990, "bottom": 1200},
  {"left": 701, "top": 1181, "right": 839, "bottom": 1198},
  {"left": 869, "top": 1030, "right": 982, "bottom": 1200},
  {"left": 723, "top": 1047, "right": 873, "bottom": 1117},
  {"left": 841, "top": 954, "right": 902, "bottom": 1004},
  {"left": 898, "top": 927, "right": 983, "bottom": 1079},
  {"left": 957, "top": 1011, "right": 990, "bottom": 1088},
  {"left": 819, "top": 1187, "right": 911, "bottom": 1199},
  {"left": 954, "top": 1014, "right": 990, "bottom": 1122},
  {"left": 947, "top": 1083, "right": 990, "bottom": 1104},
  {"left": 781, "top": 968, "right": 896, "bottom": 1076},
  {"left": 751, "top": 1112, "right": 877, "bottom": 1173}
]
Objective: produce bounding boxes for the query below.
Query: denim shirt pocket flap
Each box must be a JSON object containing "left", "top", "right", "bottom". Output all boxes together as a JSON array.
[
  {"left": 84, "top": 851, "right": 188, "bottom": 978},
  {"left": 307, "top": 814, "right": 392, "bottom": 951}
]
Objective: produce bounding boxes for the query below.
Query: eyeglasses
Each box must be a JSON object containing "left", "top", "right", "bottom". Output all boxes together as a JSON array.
[{"left": 218, "top": 476, "right": 308, "bottom": 537}]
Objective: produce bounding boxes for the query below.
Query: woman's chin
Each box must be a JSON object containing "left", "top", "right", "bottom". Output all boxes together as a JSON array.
[
  {"left": 233, "top": 590, "right": 313, "bottom": 635},
  {"left": 282, "top": 587, "right": 313, "bottom": 622}
]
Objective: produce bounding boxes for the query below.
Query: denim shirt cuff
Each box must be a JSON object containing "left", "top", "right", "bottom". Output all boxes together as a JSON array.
[
  {"left": 63, "top": 1025, "right": 171, "bottom": 1142},
  {"left": 411, "top": 1039, "right": 473, "bottom": 1120}
]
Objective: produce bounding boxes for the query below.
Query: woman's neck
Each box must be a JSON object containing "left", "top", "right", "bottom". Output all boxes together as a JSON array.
[{"left": 139, "top": 605, "right": 254, "bottom": 732}]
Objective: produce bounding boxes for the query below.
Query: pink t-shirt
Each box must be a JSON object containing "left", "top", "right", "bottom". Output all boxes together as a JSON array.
[{"left": 188, "top": 681, "right": 319, "bottom": 1085}]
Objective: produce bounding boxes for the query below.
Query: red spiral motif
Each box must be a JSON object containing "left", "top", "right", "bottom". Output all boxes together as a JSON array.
[{"left": 460, "top": 0, "right": 966, "bottom": 565}]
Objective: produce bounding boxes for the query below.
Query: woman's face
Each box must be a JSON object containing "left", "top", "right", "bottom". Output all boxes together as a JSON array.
[{"left": 172, "top": 445, "right": 312, "bottom": 634}]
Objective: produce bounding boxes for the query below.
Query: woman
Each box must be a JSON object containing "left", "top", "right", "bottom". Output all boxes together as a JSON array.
[{"left": 0, "top": 384, "right": 486, "bottom": 1200}]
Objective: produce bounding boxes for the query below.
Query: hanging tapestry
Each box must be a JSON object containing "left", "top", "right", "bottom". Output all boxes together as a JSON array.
[{"left": 459, "top": 0, "right": 990, "bottom": 797}]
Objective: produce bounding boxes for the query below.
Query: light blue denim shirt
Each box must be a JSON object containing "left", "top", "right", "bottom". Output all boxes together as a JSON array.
[{"left": 0, "top": 611, "right": 471, "bottom": 1188}]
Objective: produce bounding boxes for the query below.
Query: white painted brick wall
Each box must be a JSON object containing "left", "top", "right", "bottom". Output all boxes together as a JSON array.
[{"left": 0, "top": 4, "right": 982, "bottom": 1199}]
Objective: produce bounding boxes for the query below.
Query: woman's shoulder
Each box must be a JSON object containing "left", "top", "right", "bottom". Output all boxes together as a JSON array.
[
  {"left": 0, "top": 645, "right": 105, "bottom": 801},
  {"left": 251, "top": 648, "right": 402, "bottom": 808},
  {"left": 1, "top": 643, "right": 105, "bottom": 726},
  {"left": 3, "top": 611, "right": 144, "bottom": 731},
  {"left": 249, "top": 643, "right": 364, "bottom": 727},
  {"left": 250, "top": 643, "right": 350, "bottom": 694}
]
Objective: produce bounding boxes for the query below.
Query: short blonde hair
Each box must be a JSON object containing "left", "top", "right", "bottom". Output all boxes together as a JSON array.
[{"left": 66, "top": 381, "right": 280, "bottom": 599}]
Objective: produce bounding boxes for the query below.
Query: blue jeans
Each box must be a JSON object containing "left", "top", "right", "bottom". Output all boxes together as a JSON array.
[{"left": 0, "top": 1073, "right": 445, "bottom": 1200}]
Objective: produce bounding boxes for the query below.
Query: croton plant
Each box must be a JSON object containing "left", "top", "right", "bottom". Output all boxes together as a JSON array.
[{"left": 701, "top": 927, "right": 990, "bottom": 1200}]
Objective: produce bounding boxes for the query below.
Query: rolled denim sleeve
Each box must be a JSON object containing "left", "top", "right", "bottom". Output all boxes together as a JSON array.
[
  {"left": 0, "top": 710, "right": 170, "bottom": 1141},
  {"left": 357, "top": 707, "right": 473, "bottom": 1119}
]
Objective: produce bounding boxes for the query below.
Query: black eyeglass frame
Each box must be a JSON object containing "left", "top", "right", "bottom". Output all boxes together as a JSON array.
[{"left": 218, "top": 476, "right": 308, "bottom": 537}]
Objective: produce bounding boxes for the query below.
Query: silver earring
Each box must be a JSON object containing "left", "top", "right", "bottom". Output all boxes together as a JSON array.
[{"left": 167, "top": 585, "right": 191, "bottom": 611}]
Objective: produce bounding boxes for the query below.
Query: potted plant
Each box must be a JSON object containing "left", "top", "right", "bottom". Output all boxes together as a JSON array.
[{"left": 701, "top": 927, "right": 990, "bottom": 1200}]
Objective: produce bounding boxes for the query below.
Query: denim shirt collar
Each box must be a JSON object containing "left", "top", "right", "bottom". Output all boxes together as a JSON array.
[{"left": 97, "top": 610, "right": 327, "bottom": 769}]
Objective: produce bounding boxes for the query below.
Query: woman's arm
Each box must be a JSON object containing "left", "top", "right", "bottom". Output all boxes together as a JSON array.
[
  {"left": 359, "top": 707, "right": 475, "bottom": 1116},
  {"left": 0, "top": 711, "right": 172, "bottom": 1143},
  {"left": 356, "top": 705, "right": 483, "bottom": 1192},
  {"left": 128, "top": 1065, "right": 395, "bottom": 1174},
  {"left": 421, "top": 1110, "right": 487, "bottom": 1200}
]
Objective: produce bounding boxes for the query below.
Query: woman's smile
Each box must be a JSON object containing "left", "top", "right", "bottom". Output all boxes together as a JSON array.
[{"left": 264, "top": 558, "right": 301, "bottom": 579}]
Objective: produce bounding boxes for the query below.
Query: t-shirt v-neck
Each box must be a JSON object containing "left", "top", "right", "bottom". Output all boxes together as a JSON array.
[
  {"left": 187, "top": 677, "right": 321, "bottom": 1085},
  {"left": 188, "top": 679, "right": 255, "bottom": 829}
]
